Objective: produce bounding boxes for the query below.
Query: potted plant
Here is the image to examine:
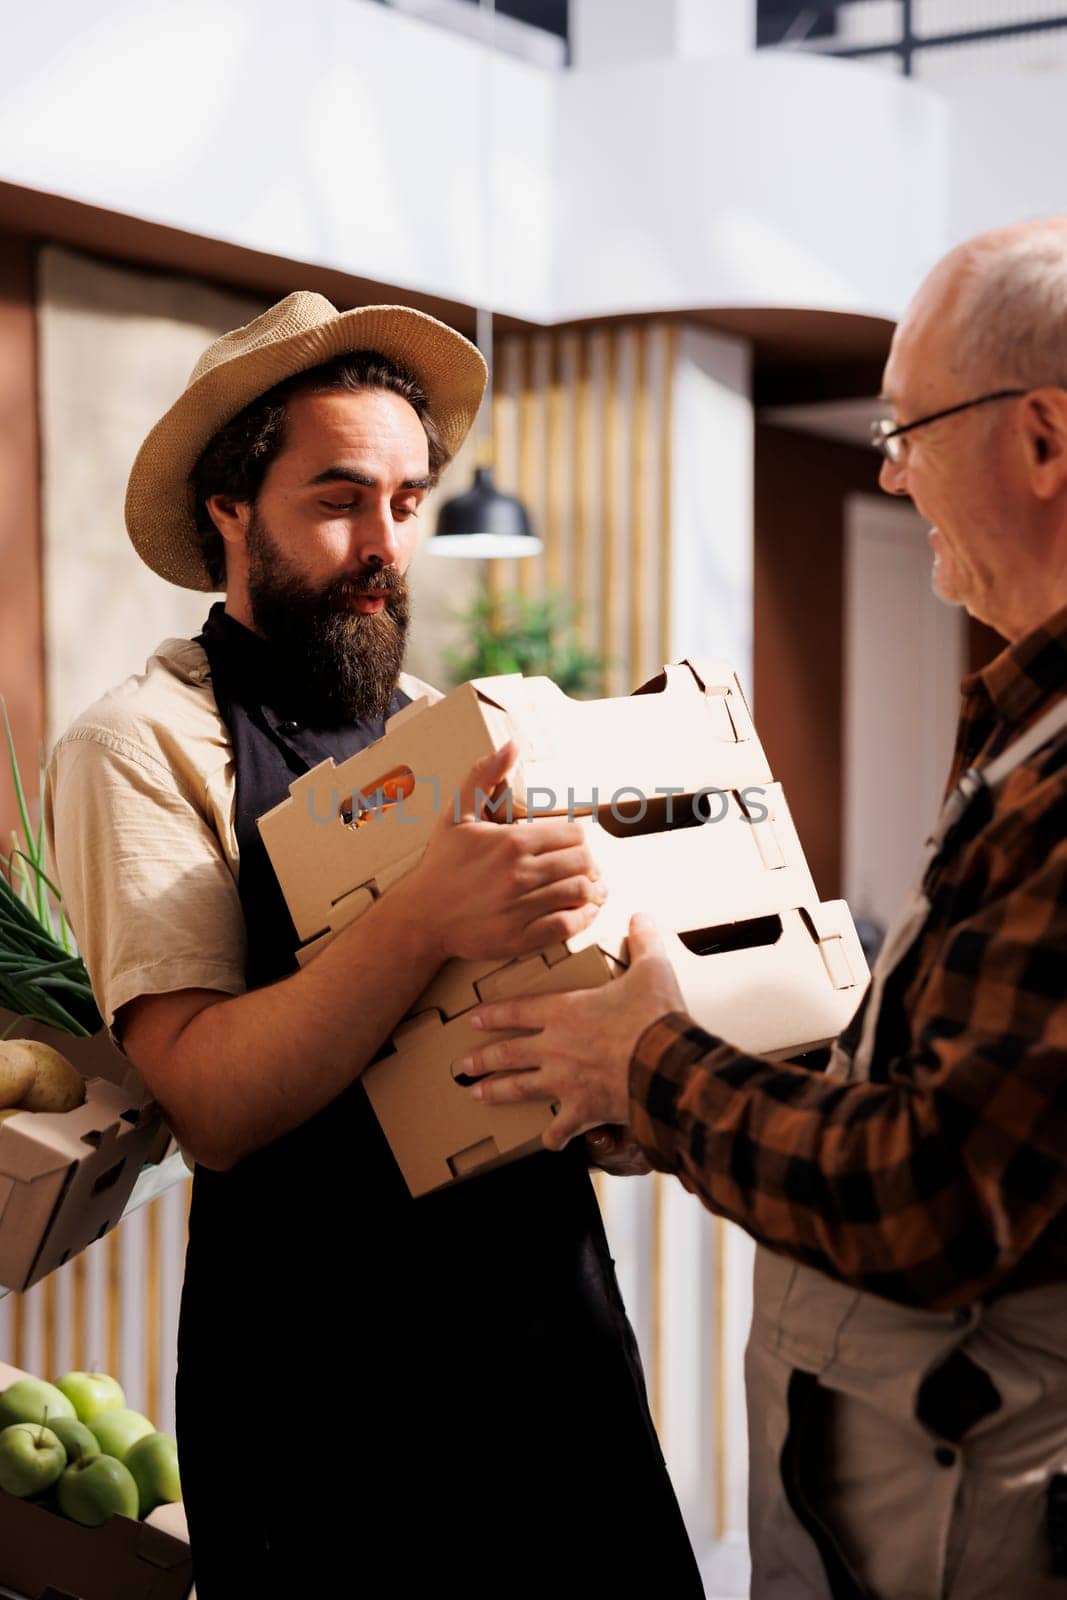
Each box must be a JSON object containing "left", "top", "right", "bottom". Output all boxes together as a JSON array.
[{"left": 446, "top": 589, "right": 606, "bottom": 697}]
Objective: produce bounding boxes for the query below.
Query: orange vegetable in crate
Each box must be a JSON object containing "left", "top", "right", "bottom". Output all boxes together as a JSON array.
[{"left": 340, "top": 765, "right": 416, "bottom": 828}]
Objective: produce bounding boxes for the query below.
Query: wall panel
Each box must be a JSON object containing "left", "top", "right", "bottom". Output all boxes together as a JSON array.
[{"left": 0, "top": 232, "right": 44, "bottom": 852}]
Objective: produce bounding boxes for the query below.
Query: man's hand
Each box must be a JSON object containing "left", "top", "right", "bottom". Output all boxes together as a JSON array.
[
  {"left": 461, "top": 914, "right": 685, "bottom": 1151},
  {"left": 584, "top": 1125, "right": 653, "bottom": 1178},
  {"left": 412, "top": 742, "right": 607, "bottom": 965}
]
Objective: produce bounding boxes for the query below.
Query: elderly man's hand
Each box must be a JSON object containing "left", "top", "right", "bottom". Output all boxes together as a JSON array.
[{"left": 461, "top": 914, "right": 685, "bottom": 1152}]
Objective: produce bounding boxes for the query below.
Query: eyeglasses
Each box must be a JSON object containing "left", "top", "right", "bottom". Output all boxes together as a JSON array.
[{"left": 870, "top": 389, "right": 1027, "bottom": 464}]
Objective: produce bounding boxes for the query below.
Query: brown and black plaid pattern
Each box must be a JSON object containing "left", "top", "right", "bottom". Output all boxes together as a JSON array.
[{"left": 628, "top": 604, "right": 1067, "bottom": 1310}]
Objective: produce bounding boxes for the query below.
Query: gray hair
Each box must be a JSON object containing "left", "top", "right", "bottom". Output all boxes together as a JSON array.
[{"left": 952, "top": 221, "right": 1067, "bottom": 391}]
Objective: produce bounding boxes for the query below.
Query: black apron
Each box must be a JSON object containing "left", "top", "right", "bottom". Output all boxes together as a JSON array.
[{"left": 174, "top": 602, "right": 704, "bottom": 1597}]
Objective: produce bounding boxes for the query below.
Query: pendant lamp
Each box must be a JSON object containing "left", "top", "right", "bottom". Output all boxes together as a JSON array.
[{"left": 426, "top": 0, "right": 542, "bottom": 560}]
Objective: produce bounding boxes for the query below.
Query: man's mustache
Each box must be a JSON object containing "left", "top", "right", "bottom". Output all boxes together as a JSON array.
[{"left": 332, "top": 568, "right": 407, "bottom": 604}]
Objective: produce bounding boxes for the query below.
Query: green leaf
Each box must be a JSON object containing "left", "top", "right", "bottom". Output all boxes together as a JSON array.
[
  {"left": 446, "top": 585, "right": 608, "bottom": 699},
  {"left": 0, "top": 698, "right": 35, "bottom": 869},
  {"left": 0, "top": 706, "right": 98, "bottom": 1036},
  {"left": 7, "top": 848, "right": 63, "bottom": 906},
  {"left": 34, "top": 743, "right": 47, "bottom": 925}
]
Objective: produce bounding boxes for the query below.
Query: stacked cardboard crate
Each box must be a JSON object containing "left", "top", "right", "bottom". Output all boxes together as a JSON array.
[
  {"left": 0, "top": 1359, "right": 194, "bottom": 1600},
  {"left": 0, "top": 1016, "right": 168, "bottom": 1292},
  {"left": 259, "top": 661, "right": 868, "bottom": 1196}
]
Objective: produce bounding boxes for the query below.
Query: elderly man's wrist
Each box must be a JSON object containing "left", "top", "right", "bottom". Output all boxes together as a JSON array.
[
  {"left": 628, "top": 1010, "right": 693, "bottom": 1081},
  {"left": 625, "top": 1010, "right": 695, "bottom": 1148}
]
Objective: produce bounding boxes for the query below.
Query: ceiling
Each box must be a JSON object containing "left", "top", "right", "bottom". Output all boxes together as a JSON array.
[{"left": 456, "top": 0, "right": 568, "bottom": 42}]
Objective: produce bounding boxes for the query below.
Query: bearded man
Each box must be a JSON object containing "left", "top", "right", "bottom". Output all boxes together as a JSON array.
[{"left": 44, "top": 295, "right": 704, "bottom": 1598}]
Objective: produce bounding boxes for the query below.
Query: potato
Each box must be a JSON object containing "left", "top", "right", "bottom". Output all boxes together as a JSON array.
[
  {"left": 0, "top": 1040, "right": 85, "bottom": 1113},
  {"left": 0, "top": 1047, "right": 35, "bottom": 1110}
]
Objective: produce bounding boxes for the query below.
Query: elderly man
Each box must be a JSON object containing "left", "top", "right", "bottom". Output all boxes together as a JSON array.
[
  {"left": 43, "top": 295, "right": 703, "bottom": 1597},
  {"left": 465, "top": 219, "right": 1067, "bottom": 1598}
]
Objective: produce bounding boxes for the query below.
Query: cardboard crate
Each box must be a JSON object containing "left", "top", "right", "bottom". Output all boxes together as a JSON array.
[
  {"left": 261, "top": 659, "right": 770, "bottom": 945},
  {"left": 0, "top": 1492, "right": 193, "bottom": 1600},
  {"left": 263, "top": 660, "right": 868, "bottom": 1196},
  {"left": 670, "top": 898, "right": 866, "bottom": 1056},
  {"left": 362, "top": 945, "right": 618, "bottom": 1197},
  {"left": 296, "top": 780, "right": 822, "bottom": 1011},
  {"left": 259, "top": 681, "right": 510, "bottom": 945},
  {"left": 362, "top": 901, "right": 867, "bottom": 1198},
  {"left": 472, "top": 658, "right": 770, "bottom": 807},
  {"left": 0, "top": 1014, "right": 167, "bottom": 1292},
  {"left": 0, "top": 1363, "right": 193, "bottom": 1600}
]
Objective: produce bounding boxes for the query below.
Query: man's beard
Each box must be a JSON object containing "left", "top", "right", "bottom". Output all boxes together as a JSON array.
[{"left": 245, "top": 506, "right": 411, "bottom": 726}]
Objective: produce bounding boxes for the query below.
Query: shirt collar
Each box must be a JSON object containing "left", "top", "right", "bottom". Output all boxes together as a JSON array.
[
  {"left": 199, "top": 600, "right": 305, "bottom": 721},
  {"left": 959, "top": 601, "right": 1067, "bottom": 728}
]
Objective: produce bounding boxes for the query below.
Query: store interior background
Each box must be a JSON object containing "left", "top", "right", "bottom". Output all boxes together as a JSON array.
[{"left": 1, "top": 1, "right": 1064, "bottom": 1588}]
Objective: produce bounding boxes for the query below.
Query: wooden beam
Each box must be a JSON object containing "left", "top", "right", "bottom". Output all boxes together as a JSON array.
[{"left": 0, "top": 232, "right": 45, "bottom": 853}]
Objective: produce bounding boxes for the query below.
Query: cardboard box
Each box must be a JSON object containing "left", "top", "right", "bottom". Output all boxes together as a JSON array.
[
  {"left": 263, "top": 661, "right": 868, "bottom": 1197},
  {"left": 361, "top": 945, "right": 618, "bottom": 1197},
  {"left": 362, "top": 900, "right": 866, "bottom": 1198},
  {"left": 0, "top": 1492, "right": 193, "bottom": 1600},
  {"left": 0, "top": 1014, "right": 168, "bottom": 1292},
  {"left": 471, "top": 658, "right": 770, "bottom": 809},
  {"left": 669, "top": 898, "right": 866, "bottom": 1057},
  {"left": 297, "top": 781, "right": 820, "bottom": 1015},
  {"left": 261, "top": 659, "right": 771, "bottom": 945},
  {"left": 259, "top": 682, "right": 511, "bottom": 944},
  {"left": 0, "top": 1362, "right": 193, "bottom": 1600}
]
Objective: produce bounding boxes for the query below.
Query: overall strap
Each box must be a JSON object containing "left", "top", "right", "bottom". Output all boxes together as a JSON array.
[
  {"left": 843, "top": 693, "right": 1067, "bottom": 1085},
  {"left": 978, "top": 694, "right": 1067, "bottom": 791},
  {"left": 928, "top": 694, "right": 1067, "bottom": 853}
]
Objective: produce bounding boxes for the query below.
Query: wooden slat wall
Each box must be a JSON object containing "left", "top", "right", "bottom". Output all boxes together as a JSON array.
[
  {"left": 0, "top": 1184, "right": 191, "bottom": 1433},
  {"left": 493, "top": 323, "right": 676, "bottom": 695}
]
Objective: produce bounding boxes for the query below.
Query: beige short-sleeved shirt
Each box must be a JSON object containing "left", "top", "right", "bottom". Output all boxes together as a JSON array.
[{"left": 42, "top": 634, "right": 442, "bottom": 1048}]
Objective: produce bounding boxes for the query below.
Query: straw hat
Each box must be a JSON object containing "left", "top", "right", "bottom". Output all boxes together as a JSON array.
[{"left": 125, "top": 292, "right": 488, "bottom": 591}]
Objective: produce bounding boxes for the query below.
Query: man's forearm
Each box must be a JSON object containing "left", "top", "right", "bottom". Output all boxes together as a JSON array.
[
  {"left": 172, "top": 871, "right": 443, "bottom": 1169},
  {"left": 627, "top": 1012, "right": 1067, "bottom": 1309}
]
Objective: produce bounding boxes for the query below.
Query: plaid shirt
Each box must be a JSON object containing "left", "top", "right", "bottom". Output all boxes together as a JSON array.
[{"left": 628, "top": 604, "right": 1067, "bottom": 1310}]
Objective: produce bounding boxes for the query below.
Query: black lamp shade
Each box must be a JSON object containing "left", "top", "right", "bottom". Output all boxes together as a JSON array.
[{"left": 426, "top": 467, "right": 543, "bottom": 559}]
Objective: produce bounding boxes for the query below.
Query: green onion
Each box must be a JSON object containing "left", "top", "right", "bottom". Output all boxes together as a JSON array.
[{"left": 0, "top": 700, "right": 101, "bottom": 1038}]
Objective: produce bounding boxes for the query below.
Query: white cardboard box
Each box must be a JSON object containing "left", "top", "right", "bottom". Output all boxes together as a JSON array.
[
  {"left": 261, "top": 663, "right": 869, "bottom": 1196},
  {"left": 261, "top": 659, "right": 771, "bottom": 945},
  {"left": 0, "top": 1014, "right": 167, "bottom": 1291}
]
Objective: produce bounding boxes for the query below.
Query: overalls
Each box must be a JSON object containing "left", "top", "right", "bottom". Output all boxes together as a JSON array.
[
  {"left": 747, "top": 697, "right": 1067, "bottom": 1599},
  {"left": 175, "top": 603, "right": 704, "bottom": 1597}
]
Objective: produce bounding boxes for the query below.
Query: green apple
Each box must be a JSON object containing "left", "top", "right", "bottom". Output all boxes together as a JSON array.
[
  {"left": 0, "top": 1423, "right": 66, "bottom": 1497},
  {"left": 0, "top": 1378, "right": 76, "bottom": 1431},
  {"left": 125, "top": 1432, "right": 181, "bottom": 1517},
  {"left": 88, "top": 1408, "right": 155, "bottom": 1462},
  {"left": 47, "top": 1415, "right": 99, "bottom": 1464},
  {"left": 56, "top": 1453, "right": 138, "bottom": 1526},
  {"left": 56, "top": 1370, "right": 126, "bottom": 1425}
]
